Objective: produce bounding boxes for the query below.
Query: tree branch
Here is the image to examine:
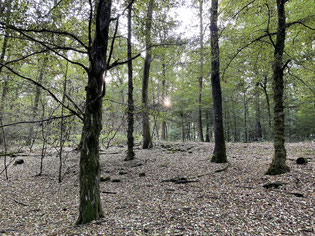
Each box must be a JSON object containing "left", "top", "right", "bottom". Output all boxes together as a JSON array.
[
  {"left": 0, "top": 114, "right": 75, "bottom": 128},
  {"left": 0, "top": 63, "right": 84, "bottom": 121}
]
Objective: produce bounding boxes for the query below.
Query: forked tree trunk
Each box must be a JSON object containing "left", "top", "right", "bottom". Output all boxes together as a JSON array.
[
  {"left": 266, "top": 0, "right": 290, "bottom": 175},
  {"left": 142, "top": 0, "right": 154, "bottom": 149},
  {"left": 210, "top": 0, "right": 227, "bottom": 163},
  {"left": 77, "top": 0, "right": 112, "bottom": 225},
  {"left": 125, "top": 1, "right": 135, "bottom": 161}
]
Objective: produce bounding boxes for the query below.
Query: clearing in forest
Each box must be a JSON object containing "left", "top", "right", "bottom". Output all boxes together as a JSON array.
[{"left": 0, "top": 142, "right": 314, "bottom": 235}]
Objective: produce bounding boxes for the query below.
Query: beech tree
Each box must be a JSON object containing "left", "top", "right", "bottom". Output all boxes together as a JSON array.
[
  {"left": 125, "top": 0, "right": 135, "bottom": 161},
  {"left": 265, "top": 0, "right": 290, "bottom": 175},
  {"left": 142, "top": 0, "right": 154, "bottom": 149},
  {"left": 210, "top": 0, "right": 227, "bottom": 163}
]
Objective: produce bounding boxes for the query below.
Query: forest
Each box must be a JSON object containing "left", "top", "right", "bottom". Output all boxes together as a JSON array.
[{"left": 0, "top": 0, "right": 314, "bottom": 234}]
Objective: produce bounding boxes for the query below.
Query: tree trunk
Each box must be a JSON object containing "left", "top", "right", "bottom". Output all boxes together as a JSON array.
[
  {"left": 205, "top": 109, "right": 210, "bottom": 142},
  {"left": 266, "top": 0, "right": 290, "bottom": 175},
  {"left": 0, "top": 0, "right": 11, "bottom": 145},
  {"left": 125, "top": 1, "right": 135, "bottom": 161},
  {"left": 197, "top": 0, "right": 204, "bottom": 142},
  {"left": 255, "top": 82, "right": 262, "bottom": 141},
  {"left": 243, "top": 92, "right": 248, "bottom": 143},
  {"left": 210, "top": 0, "right": 227, "bottom": 163},
  {"left": 161, "top": 64, "right": 167, "bottom": 140},
  {"left": 58, "top": 61, "right": 68, "bottom": 182},
  {"left": 77, "top": 0, "right": 112, "bottom": 225},
  {"left": 26, "top": 58, "right": 47, "bottom": 146},
  {"left": 142, "top": 0, "right": 154, "bottom": 149},
  {"left": 261, "top": 76, "right": 272, "bottom": 140},
  {"left": 181, "top": 111, "right": 185, "bottom": 142}
]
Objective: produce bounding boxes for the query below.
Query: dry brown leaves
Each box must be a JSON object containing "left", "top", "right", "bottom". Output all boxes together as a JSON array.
[{"left": 0, "top": 142, "right": 314, "bottom": 235}]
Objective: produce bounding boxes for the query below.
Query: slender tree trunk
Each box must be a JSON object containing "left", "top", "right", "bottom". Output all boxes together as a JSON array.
[
  {"left": 243, "top": 92, "right": 248, "bottom": 143},
  {"left": 261, "top": 76, "right": 272, "bottom": 139},
  {"left": 0, "top": 0, "right": 11, "bottom": 145},
  {"left": 198, "top": 0, "right": 204, "bottom": 142},
  {"left": 210, "top": 0, "right": 227, "bottom": 163},
  {"left": 142, "top": 0, "right": 154, "bottom": 149},
  {"left": 181, "top": 111, "right": 185, "bottom": 142},
  {"left": 125, "top": 1, "right": 135, "bottom": 161},
  {"left": 266, "top": 0, "right": 290, "bottom": 175},
  {"left": 161, "top": 64, "right": 167, "bottom": 140},
  {"left": 255, "top": 82, "right": 262, "bottom": 141},
  {"left": 59, "top": 61, "right": 68, "bottom": 182},
  {"left": 26, "top": 58, "right": 47, "bottom": 145},
  {"left": 77, "top": 0, "right": 112, "bottom": 225},
  {"left": 232, "top": 100, "right": 238, "bottom": 142},
  {"left": 205, "top": 109, "right": 210, "bottom": 142}
]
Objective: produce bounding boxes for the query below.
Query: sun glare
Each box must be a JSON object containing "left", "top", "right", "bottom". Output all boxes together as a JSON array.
[{"left": 164, "top": 97, "right": 171, "bottom": 108}]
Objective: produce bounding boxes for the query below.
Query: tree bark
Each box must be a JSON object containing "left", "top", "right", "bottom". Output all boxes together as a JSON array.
[
  {"left": 210, "top": 0, "right": 227, "bottom": 163},
  {"left": 260, "top": 76, "right": 272, "bottom": 140},
  {"left": 266, "top": 0, "right": 289, "bottom": 175},
  {"left": 205, "top": 109, "right": 210, "bottom": 142},
  {"left": 0, "top": 0, "right": 11, "bottom": 145},
  {"left": 77, "top": 0, "right": 112, "bottom": 225},
  {"left": 142, "top": 0, "right": 154, "bottom": 149},
  {"left": 255, "top": 82, "right": 262, "bottom": 141},
  {"left": 161, "top": 66, "right": 167, "bottom": 140},
  {"left": 198, "top": 0, "right": 204, "bottom": 142},
  {"left": 125, "top": 1, "right": 135, "bottom": 161}
]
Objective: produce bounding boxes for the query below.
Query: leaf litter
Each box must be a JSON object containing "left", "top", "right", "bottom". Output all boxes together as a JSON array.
[{"left": 0, "top": 142, "right": 314, "bottom": 235}]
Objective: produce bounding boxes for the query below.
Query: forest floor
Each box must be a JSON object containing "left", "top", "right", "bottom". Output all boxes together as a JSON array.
[{"left": 0, "top": 141, "right": 314, "bottom": 235}]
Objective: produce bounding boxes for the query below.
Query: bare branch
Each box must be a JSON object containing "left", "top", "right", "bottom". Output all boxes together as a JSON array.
[
  {"left": 0, "top": 63, "right": 84, "bottom": 121},
  {"left": 0, "top": 114, "right": 75, "bottom": 129},
  {"left": 0, "top": 21, "right": 88, "bottom": 50}
]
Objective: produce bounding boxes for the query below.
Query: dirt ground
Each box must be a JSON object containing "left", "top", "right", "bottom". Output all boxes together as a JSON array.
[{"left": 0, "top": 141, "right": 314, "bottom": 235}]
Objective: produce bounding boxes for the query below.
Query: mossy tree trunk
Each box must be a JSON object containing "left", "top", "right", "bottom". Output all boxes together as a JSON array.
[
  {"left": 76, "top": 0, "right": 112, "bottom": 225},
  {"left": 210, "top": 0, "right": 227, "bottom": 163},
  {"left": 142, "top": 0, "right": 154, "bottom": 149},
  {"left": 265, "top": 0, "right": 290, "bottom": 175},
  {"left": 125, "top": 1, "right": 135, "bottom": 161}
]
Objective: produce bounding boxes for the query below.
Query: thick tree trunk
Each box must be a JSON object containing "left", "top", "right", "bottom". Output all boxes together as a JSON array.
[
  {"left": 77, "top": 0, "right": 112, "bottom": 225},
  {"left": 197, "top": 0, "right": 204, "bottom": 142},
  {"left": 210, "top": 0, "right": 227, "bottom": 163},
  {"left": 125, "top": 1, "right": 135, "bottom": 161},
  {"left": 266, "top": 0, "right": 289, "bottom": 175},
  {"left": 142, "top": 0, "right": 154, "bottom": 149}
]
